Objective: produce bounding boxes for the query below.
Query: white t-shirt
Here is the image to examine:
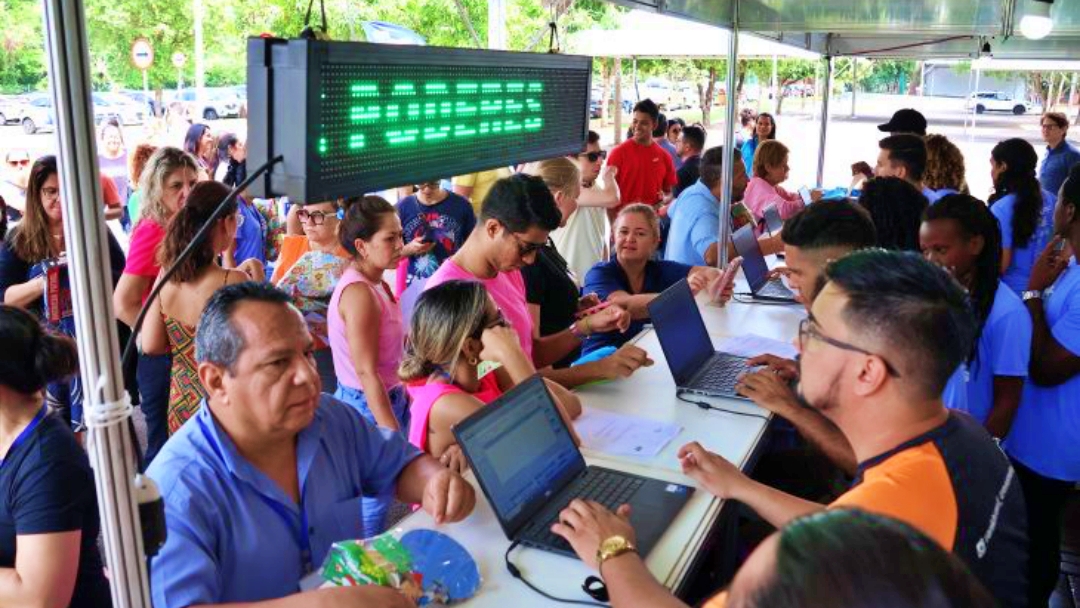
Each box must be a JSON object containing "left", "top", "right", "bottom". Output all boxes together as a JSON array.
[{"left": 551, "top": 199, "right": 609, "bottom": 287}]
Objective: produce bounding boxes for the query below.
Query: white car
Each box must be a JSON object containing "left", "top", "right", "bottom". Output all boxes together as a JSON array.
[{"left": 966, "top": 91, "right": 1030, "bottom": 115}]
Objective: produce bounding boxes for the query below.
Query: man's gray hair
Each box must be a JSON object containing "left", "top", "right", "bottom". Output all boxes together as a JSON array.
[{"left": 195, "top": 282, "right": 292, "bottom": 372}]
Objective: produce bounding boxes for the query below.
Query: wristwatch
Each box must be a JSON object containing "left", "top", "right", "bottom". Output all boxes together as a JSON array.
[
  {"left": 596, "top": 535, "right": 637, "bottom": 571},
  {"left": 1022, "top": 289, "right": 1043, "bottom": 302}
]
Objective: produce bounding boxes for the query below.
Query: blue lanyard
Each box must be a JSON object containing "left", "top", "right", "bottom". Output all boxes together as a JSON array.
[
  {"left": 0, "top": 407, "right": 47, "bottom": 468},
  {"left": 196, "top": 417, "right": 314, "bottom": 574}
]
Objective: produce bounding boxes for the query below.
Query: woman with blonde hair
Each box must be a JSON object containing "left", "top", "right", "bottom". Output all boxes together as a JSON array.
[
  {"left": 924, "top": 134, "right": 969, "bottom": 203},
  {"left": 742, "top": 139, "right": 821, "bottom": 221},
  {"left": 401, "top": 279, "right": 581, "bottom": 468},
  {"left": 520, "top": 158, "right": 652, "bottom": 389}
]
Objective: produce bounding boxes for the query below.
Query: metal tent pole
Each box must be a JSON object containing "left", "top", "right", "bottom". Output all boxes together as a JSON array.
[
  {"left": 40, "top": 0, "right": 150, "bottom": 606},
  {"left": 816, "top": 56, "right": 833, "bottom": 188},
  {"left": 718, "top": 2, "right": 740, "bottom": 268}
]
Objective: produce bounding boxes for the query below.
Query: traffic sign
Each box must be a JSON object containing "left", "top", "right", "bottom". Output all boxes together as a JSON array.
[
  {"left": 172, "top": 52, "right": 187, "bottom": 68},
  {"left": 131, "top": 38, "right": 154, "bottom": 70}
]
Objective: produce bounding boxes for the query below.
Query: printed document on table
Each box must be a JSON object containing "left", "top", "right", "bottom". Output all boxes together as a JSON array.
[
  {"left": 716, "top": 333, "right": 798, "bottom": 360},
  {"left": 575, "top": 408, "right": 682, "bottom": 458}
]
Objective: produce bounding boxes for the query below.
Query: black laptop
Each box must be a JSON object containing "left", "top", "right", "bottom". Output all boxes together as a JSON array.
[
  {"left": 648, "top": 279, "right": 754, "bottom": 400},
  {"left": 732, "top": 223, "right": 797, "bottom": 302},
  {"left": 454, "top": 375, "right": 694, "bottom": 558}
]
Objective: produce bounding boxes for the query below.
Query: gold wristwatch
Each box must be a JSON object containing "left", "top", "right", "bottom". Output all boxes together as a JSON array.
[{"left": 596, "top": 535, "right": 637, "bottom": 570}]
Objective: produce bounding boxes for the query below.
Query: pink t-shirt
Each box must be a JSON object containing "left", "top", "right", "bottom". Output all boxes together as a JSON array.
[
  {"left": 424, "top": 259, "right": 534, "bottom": 359},
  {"left": 125, "top": 219, "right": 166, "bottom": 303},
  {"left": 742, "top": 176, "right": 805, "bottom": 221},
  {"left": 406, "top": 373, "right": 502, "bottom": 453},
  {"left": 327, "top": 267, "right": 405, "bottom": 391}
]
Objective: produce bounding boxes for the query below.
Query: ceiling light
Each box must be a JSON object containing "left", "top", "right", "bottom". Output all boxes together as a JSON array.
[{"left": 1020, "top": 0, "right": 1054, "bottom": 40}]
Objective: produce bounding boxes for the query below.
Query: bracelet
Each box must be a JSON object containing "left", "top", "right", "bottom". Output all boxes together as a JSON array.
[{"left": 570, "top": 317, "right": 592, "bottom": 340}]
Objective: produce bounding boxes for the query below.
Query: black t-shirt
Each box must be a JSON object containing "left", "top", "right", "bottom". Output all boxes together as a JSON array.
[
  {"left": 0, "top": 412, "right": 112, "bottom": 607},
  {"left": 674, "top": 154, "right": 701, "bottom": 198},
  {"left": 522, "top": 241, "right": 581, "bottom": 368}
]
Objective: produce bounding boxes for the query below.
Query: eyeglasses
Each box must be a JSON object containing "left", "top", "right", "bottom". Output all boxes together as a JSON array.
[
  {"left": 41, "top": 187, "right": 60, "bottom": 202},
  {"left": 507, "top": 231, "right": 547, "bottom": 257},
  {"left": 797, "top": 318, "right": 901, "bottom": 377},
  {"left": 578, "top": 151, "right": 607, "bottom": 163},
  {"left": 296, "top": 209, "right": 335, "bottom": 225},
  {"left": 416, "top": 182, "right": 441, "bottom": 190},
  {"left": 471, "top": 309, "right": 508, "bottom": 338},
  {"left": 7, "top": 159, "right": 29, "bottom": 167}
]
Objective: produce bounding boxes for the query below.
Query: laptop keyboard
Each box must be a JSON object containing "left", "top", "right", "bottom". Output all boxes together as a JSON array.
[
  {"left": 758, "top": 279, "right": 794, "bottom": 299},
  {"left": 520, "top": 471, "right": 645, "bottom": 550},
  {"left": 688, "top": 353, "right": 746, "bottom": 395}
]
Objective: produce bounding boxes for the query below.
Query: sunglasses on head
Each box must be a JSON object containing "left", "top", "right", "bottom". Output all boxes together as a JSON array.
[{"left": 578, "top": 151, "right": 607, "bottom": 162}]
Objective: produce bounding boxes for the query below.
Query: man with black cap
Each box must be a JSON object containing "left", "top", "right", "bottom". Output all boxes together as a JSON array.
[{"left": 878, "top": 108, "right": 928, "bottom": 136}]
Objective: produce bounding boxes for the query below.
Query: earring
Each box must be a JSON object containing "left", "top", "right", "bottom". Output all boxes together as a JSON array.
[{"left": 468, "top": 356, "right": 479, "bottom": 366}]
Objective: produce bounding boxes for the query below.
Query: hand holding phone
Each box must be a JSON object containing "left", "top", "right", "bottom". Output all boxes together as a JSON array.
[{"left": 709, "top": 257, "right": 742, "bottom": 306}]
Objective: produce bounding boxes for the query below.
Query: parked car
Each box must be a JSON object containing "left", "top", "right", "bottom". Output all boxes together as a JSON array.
[
  {"left": 119, "top": 90, "right": 164, "bottom": 117},
  {"left": 92, "top": 93, "right": 145, "bottom": 126},
  {"left": 0, "top": 95, "right": 24, "bottom": 125},
  {"left": 966, "top": 91, "right": 1030, "bottom": 115},
  {"left": 173, "top": 88, "right": 242, "bottom": 120},
  {"left": 16, "top": 94, "right": 56, "bottom": 134}
]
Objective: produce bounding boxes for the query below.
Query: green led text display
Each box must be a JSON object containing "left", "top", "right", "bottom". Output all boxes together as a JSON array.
[{"left": 315, "top": 62, "right": 590, "bottom": 190}]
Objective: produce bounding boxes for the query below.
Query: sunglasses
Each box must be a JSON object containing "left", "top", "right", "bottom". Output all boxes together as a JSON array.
[
  {"left": 7, "top": 159, "right": 30, "bottom": 167},
  {"left": 507, "top": 231, "right": 547, "bottom": 257},
  {"left": 578, "top": 151, "right": 607, "bottom": 162}
]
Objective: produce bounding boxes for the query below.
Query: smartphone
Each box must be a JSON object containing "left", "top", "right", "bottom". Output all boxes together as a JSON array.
[
  {"left": 711, "top": 257, "right": 743, "bottom": 305},
  {"left": 576, "top": 299, "right": 613, "bottom": 319},
  {"left": 1055, "top": 239, "right": 1068, "bottom": 253},
  {"left": 799, "top": 187, "right": 812, "bottom": 205}
]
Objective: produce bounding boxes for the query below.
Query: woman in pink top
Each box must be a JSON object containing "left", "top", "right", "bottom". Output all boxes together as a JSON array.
[
  {"left": 399, "top": 280, "right": 581, "bottom": 471},
  {"left": 425, "top": 173, "right": 628, "bottom": 367},
  {"left": 326, "top": 196, "right": 409, "bottom": 536},
  {"left": 742, "top": 139, "right": 822, "bottom": 222}
]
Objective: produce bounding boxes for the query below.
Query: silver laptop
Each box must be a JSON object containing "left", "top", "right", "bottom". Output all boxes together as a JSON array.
[{"left": 732, "top": 224, "right": 797, "bottom": 303}]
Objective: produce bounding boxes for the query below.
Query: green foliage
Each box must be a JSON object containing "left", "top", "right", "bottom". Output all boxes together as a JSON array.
[{"left": 1, "top": 0, "right": 620, "bottom": 94}]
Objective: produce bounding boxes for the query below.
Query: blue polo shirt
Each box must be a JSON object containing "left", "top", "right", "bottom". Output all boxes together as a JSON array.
[
  {"left": 1040, "top": 140, "right": 1080, "bottom": 196},
  {"left": 941, "top": 283, "right": 1031, "bottom": 425},
  {"left": 925, "top": 187, "right": 958, "bottom": 204},
  {"left": 233, "top": 198, "right": 267, "bottom": 267},
  {"left": 1006, "top": 262, "right": 1080, "bottom": 481},
  {"left": 990, "top": 189, "right": 1057, "bottom": 295},
  {"left": 148, "top": 396, "right": 422, "bottom": 606},
  {"left": 665, "top": 180, "right": 718, "bottom": 266},
  {"left": 581, "top": 258, "right": 692, "bottom": 355}
]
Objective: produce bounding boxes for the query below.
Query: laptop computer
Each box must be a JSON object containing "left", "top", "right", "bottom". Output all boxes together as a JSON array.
[
  {"left": 762, "top": 204, "right": 784, "bottom": 237},
  {"left": 732, "top": 223, "right": 797, "bottom": 303},
  {"left": 647, "top": 279, "right": 754, "bottom": 400},
  {"left": 454, "top": 375, "right": 694, "bottom": 559}
]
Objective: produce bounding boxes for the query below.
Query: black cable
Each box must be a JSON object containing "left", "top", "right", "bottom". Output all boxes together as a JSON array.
[
  {"left": 504, "top": 541, "right": 608, "bottom": 606},
  {"left": 119, "top": 155, "right": 283, "bottom": 465},
  {"left": 732, "top": 293, "right": 802, "bottom": 306},
  {"left": 676, "top": 390, "right": 770, "bottom": 420}
]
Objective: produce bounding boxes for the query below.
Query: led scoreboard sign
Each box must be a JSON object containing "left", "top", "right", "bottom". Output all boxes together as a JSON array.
[{"left": 247, "top": 38, "right": 592, "bottom": 201}]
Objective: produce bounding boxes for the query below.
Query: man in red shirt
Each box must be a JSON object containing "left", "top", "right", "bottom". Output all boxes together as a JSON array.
[{"left": 606, "top": 99, "right": 677, "bottom": 222}]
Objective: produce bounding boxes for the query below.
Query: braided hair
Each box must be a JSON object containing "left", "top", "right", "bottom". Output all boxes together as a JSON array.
[
  {"left": 989, "top": 138, "right": 1043, "bottom": 248},
  {"left": 923, "top": 194, "right": 1002, "bottom": 367}
]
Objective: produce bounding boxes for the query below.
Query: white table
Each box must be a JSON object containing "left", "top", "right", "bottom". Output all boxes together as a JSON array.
[{"left": 390, "top": 288, "right": 806, "bottom": 606}]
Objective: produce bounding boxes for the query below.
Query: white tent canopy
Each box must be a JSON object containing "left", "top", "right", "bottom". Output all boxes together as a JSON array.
[{"left": 568, "top": 9, "right": 820, "bottom": 58}]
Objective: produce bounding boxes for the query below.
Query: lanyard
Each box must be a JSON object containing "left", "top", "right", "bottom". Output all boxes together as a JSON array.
[
  {"left": 196, "top": 417, "right": 314, "bottom": 574},
  {"left": 0, "top": 407, "right": 47, "bottom": 469}
]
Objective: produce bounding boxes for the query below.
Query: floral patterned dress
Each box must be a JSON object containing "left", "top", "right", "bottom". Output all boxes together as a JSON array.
[{"left": 275, "top": 248, "right": 349, "bottom": 349}]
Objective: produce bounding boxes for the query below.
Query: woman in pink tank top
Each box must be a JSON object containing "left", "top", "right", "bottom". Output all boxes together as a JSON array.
[{"left": 399, "top": 280, "right": 582, "bottom": 471}]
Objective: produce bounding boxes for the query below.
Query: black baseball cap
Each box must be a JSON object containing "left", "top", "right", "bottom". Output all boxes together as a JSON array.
[{"left": 877, "top": 109, "right": 927, "bottom": 136}]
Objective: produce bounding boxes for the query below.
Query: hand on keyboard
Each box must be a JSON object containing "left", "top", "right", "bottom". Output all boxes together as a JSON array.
[
  {"left": 550, "top": 499, "right": 636, "bottom": 570},
  {"left": 735, "top": 368, "right": 801, "bottom": 418}
]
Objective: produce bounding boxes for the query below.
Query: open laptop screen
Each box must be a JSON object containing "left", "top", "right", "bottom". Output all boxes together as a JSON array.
[
  {"left": 454, "top": 376, "right": 584, "bottom": 534},
  {"left": 732, "top": 224, "right": 769, "bottom": 292},
  {"left": 763, "top": 205, "right": 784, "bottom": 236},
  {"left": 648, "top": 279, "right": 715, "bottom": 387}
]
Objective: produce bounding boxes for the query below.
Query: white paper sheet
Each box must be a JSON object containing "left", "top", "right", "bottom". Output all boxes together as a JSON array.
[
  {"left": 574, "top": 408, "right": 682, "bottom": 458},
  {"left": 716, "top": 333, "right": 799, "bottom": 360}
]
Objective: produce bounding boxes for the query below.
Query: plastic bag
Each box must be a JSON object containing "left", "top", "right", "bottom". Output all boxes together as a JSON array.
[{"left": 321, "top": 528, "right": 481, "bottom": 605}]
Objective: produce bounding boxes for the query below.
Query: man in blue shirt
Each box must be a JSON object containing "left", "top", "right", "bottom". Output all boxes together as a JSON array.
[
  {"left": 148, "top": 283, "right": 475, "bottom": 607},
  {"left": 1005, "top": 163, "right": 1080, "bottom": 607},
  {"left": 665, "top": 146, "right": 748, "bottom": 266},
  {"left": 1038, "top": 112, "right": 1080, "bottom": 196}
]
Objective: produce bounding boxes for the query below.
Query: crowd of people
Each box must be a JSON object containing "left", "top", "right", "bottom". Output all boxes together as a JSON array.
[{"left": 0, "top": 98, "right": 1076, "bottom": 608}]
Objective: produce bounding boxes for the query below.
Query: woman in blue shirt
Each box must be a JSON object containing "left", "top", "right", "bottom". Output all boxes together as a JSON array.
[
  {"left": 988, "top": 138, "right": 1057, "bottom": 294},
  {"left": 1005, "top": 163, "right": 1080, "bottom": 608},
  {"left": 920, "top": 194, "right": 1031, "bottom": 438},
  {"left": 740, "top": 112, "right": 776, "bottom": 179},
  {"left": 582, "top": 204, "right": 721, "bottom": 355},
  {"left": 0, "top": 306, "right": 111, "bottom": 607}
]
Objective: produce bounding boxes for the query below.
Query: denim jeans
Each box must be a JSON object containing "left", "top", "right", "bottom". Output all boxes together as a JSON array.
[
  {"left": 332, "top": 383, "right": 411, "bottom": 537},
  {"left": 138, "top": 352, "right": 172, "bottom": 469}
]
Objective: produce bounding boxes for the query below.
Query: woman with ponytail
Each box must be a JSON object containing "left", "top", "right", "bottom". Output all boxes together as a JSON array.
[
  {"left": 142, "top": 181, "right": 252, "bottom": 433},
  {"left": 0, "top": 305, "right": 111, "bottom": 606},
  {"left": 400, "top": 280, "right": 580, "bottom": 469},
  {"left": 920, "top": 194, "right": 1032, "bottom": 438},
  {"left": 988, "top": 138, "right": 1058, "bottom": 294}
]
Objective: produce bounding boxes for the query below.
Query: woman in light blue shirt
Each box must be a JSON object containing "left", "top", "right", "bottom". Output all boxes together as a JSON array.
[
  {"left": 920, "top": 194, "right": 1031, "bottom": 438},
  {"left": 988, "top": 138, "right": 1057, "bottom": 294},
  {"left": 740, "top": 112, "right": 775, "bottom": 178}
]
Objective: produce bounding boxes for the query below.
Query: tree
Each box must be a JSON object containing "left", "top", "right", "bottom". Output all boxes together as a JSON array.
[{"left": 0, "top": 0, "right": 47, "bottom": 93}]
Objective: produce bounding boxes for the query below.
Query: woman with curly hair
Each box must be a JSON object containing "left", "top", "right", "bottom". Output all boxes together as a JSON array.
[{"left": 923, "top": 134, "right": 969, "bottom": 203}]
